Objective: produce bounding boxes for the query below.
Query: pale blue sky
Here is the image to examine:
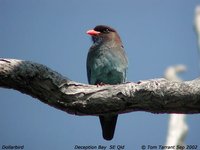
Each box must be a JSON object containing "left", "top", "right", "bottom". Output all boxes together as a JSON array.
[{"left": 0, "top": 0, "right": 200, "bottom": 149}]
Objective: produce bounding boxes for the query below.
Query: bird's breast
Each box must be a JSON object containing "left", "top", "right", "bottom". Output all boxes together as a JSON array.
[{"left": 89, "top": 49, "right": 127, "bottom": 84}]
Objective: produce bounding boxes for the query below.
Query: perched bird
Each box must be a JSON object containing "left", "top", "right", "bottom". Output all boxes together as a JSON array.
[{"left": 86, "top": 25, "right": 128, "bottom": 140}]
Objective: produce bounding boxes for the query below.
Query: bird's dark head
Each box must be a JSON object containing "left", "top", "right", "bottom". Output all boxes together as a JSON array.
[{"left": 86, "top": 25, "right": 122, "bottom": 45}]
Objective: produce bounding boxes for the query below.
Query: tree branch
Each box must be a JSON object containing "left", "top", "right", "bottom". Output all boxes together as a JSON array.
[
  {"left": 164, "top": 65, "right": 188, "bottom": 146},
  {"left": 0, "top": 58, "right": 200, "bottom": 115}
]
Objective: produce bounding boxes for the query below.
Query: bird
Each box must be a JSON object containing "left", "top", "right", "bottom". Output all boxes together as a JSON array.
[{"left": 86, "top": 25, "right": 128, "bottom": 140}]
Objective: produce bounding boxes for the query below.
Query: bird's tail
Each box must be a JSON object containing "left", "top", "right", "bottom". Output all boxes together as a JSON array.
[{"left": 99, "top": 115, "right": 118, "bottom": 141}]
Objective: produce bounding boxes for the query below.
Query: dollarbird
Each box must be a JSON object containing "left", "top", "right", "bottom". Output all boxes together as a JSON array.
[{"left": 86, "top": 25, "right": 128, "bottom": 140}]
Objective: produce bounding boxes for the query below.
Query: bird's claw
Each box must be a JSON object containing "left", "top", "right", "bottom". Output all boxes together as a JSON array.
[{"left": 97, "top": 82, "right": 109, "bottom": 87}]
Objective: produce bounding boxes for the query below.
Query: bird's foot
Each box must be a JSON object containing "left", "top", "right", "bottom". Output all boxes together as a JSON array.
[{"left": 97, "top": 82, "right": 109, "bottom": 87}]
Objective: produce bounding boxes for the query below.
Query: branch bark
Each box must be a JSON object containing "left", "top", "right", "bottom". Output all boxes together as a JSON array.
[{"left": 0, "top": 58, "right": 200, "bottom": 116}]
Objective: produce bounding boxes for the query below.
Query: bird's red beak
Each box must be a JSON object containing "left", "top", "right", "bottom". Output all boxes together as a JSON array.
[{"left": 86, "top": 29, "right": 100, "bottom": 36}]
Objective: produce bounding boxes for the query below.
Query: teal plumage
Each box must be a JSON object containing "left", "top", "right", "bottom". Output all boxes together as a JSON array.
[{"left": 86, "top": 25, "right": 128, "bottom": 140}]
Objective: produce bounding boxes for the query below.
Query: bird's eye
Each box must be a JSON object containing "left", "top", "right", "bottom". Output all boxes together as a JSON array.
[{"left": 103, "top": 28, "right": 110, "bottom": 33}]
